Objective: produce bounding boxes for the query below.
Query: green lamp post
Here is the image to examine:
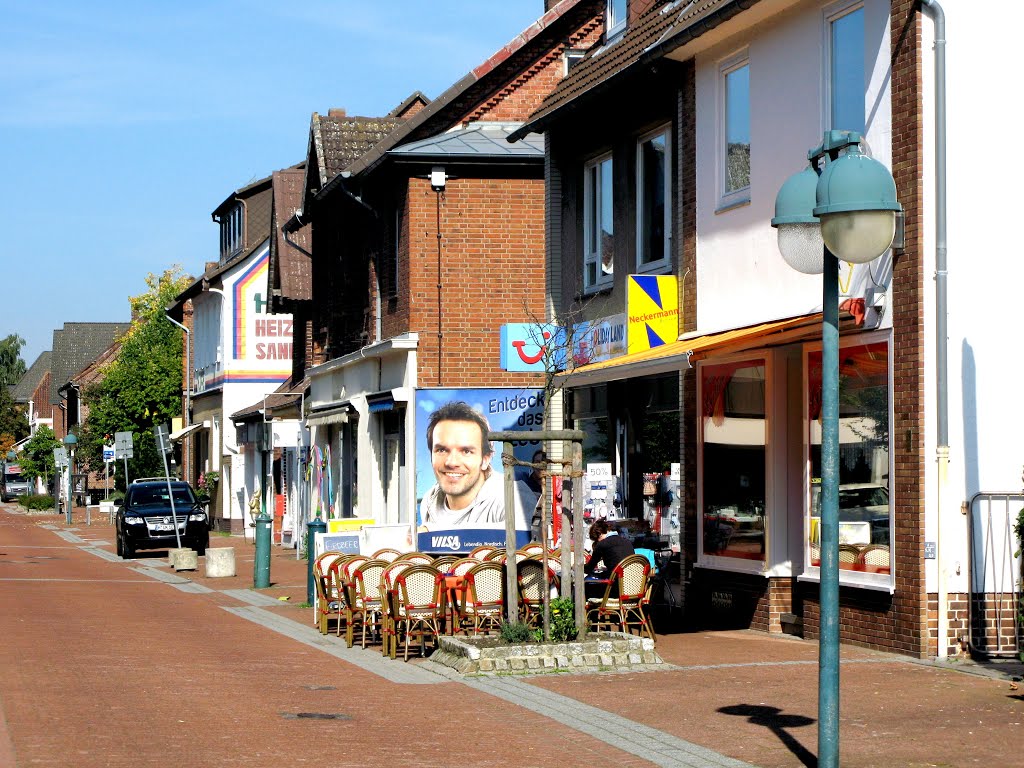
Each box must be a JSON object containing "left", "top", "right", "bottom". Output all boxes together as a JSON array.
[
  {"left": 772, "top": 129, "right": 900, "bottom": 768},
  {"left": 62, "top": 433, "right": 78, "bottom": 525}
]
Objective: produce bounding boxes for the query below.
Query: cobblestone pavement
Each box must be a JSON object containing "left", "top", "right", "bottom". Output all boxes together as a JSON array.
[{"left": 2, "top": 502, "right": 1021, "bottom": 768}]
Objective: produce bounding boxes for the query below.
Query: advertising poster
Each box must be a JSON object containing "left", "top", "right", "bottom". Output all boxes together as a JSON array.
[
  {"left": 415, "top": 388, "right": 544, "bottom": 553},
  {"left": 627, "top": 275, "right": 678, "bottom": 354}
]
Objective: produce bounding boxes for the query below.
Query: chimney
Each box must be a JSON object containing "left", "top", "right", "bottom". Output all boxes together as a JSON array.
[
  {"left": 545, "top": 0, "right": 560, "bottom": 10},
  {"left": 328, "top": 108, "right": 347, "bottom": 118}
]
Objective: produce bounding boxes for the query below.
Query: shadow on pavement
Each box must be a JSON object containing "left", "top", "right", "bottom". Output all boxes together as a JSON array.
[{"left": 718, "top": 703, "right": 817, "bottom": 767}]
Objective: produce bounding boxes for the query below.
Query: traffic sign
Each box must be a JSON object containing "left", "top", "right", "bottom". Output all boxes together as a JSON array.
[
  {"left": 53, "top": 447, "right": 68, "bottom": 469},
  {"left": 103, "top": 444, "right": 115, "bottom": 463},
  {"left": 114, "top": 431, "right": 134, "bottom": 459}
]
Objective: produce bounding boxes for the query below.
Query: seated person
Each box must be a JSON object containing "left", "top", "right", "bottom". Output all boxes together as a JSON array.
[{"left": 584, "top": 519, "right": 635, "bottom": 578}]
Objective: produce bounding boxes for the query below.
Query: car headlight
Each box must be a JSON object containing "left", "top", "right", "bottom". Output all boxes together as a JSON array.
[
  {"left": 188, "top": 513, "right": 207, "bottom": 522},
  {"left": 124, "top": 516, "right": 145, "bottom": 525}
]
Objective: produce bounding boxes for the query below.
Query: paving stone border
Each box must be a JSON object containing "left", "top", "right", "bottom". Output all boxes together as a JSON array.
[{"left": 432, "top": 631, "right": 664, "bottom": 676}]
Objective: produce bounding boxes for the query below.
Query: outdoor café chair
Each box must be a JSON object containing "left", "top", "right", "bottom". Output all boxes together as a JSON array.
[
  {"left": 347, "top": 559, "right": 388, "bottom": 649},
  {"left": 586, "top": 554, "right": 653, "bottom": 639},
  {"left": 312, "top": 551, "right": 347, "bottom": 635},
  {"left": 396, "top": 551, "right": 434, "bottom": 564},
  {"left": 483, "top": 548, "right": 506, "bottom": 562},
  {"left": 468, "top": 545, "right": 496, "bottom": 560},
  {"left": 372, "top": 547, "right": 404, "bottom": 562},
  {"left": 838, "top": 544, "right": 861, "bottom": 564},
  {"left": 857, "top": 543, "right": 891, "bottom": 572},
  {"left": 430, "top": 554, "right": 460, "bottom": 573},
  {"left": 516, "top": 558, "right": 556, "bottom": 627},
  {"left": 455, "top": 561, "right": 504, "bottom": 636},
  {"left": 519, "top": 542, "right": 545, "bottom": 557},
  {"left": 379, "top": 560, "right": 414, "bottom": 657},
  {"left": 392, "top": 565, "right": 446, "bottom": 660}
]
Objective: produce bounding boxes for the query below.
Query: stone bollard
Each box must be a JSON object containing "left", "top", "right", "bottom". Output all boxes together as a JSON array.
[
  {"left": 205, "top": 547, "right": 236, "bottom": 578},
  {"left": 172, "top": 549, "right": 199, "bottom": 572}
]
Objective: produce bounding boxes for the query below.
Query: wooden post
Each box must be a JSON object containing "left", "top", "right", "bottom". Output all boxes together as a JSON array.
[{"left": 572, "top": 440, "right": 586, "bottom": 636}]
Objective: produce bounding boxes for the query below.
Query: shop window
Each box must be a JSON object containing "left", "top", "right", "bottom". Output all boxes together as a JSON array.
[
  {"left": 636, "top": 127, "right": 671, "bottom": 271},
  {"left": 805, "top": 338, "right": 891, "bottom": 585},
  {"left": 826, "top": 2, "right": 865, "bottom": 134},
  {"left": 584, "top": 153, "right": 614, "bottom": 292},
  {"left": 699, "top": 358, "right": 766, "bottom": 566}
]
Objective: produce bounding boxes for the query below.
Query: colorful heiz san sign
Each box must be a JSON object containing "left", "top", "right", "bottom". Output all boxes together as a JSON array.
[
  {"left": 226, "top": 243, "right": 293, "bottom": 385},
  {"left": 627, "top": 274, "right": 679, "bottom": 354},
  {"left": 414, "top": 388, "right": 542, "bottom": 552}
]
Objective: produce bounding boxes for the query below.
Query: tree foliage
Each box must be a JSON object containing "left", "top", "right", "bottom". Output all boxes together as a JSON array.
[
  {"left": 17, "top": 425, "right": 60, "bottom": 490},
  {"left": 0, "top": 334, "right": 27, "bottom": 386},
  {"left": 79, "top": 267, "right": 191, "bottom": 486},
  {"left": 0, "top": 334, "right": 29, "bottom": 448}
]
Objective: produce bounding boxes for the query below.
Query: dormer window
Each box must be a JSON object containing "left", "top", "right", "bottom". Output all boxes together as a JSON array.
[
  {"left": 220, "top": 204, "right": 243, "bottom": 261},
  {"left": 606, "top": 0, "right": 627, "bottom": 40}
]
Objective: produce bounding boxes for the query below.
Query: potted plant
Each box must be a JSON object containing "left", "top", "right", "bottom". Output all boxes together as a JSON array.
[{"left": 195, "top": 470, "right": 219, "bottom": 501}]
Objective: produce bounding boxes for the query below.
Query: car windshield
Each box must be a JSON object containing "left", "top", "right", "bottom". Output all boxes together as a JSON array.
[{"left": 129, "top": 486, "right": 196, "bottom": 507}]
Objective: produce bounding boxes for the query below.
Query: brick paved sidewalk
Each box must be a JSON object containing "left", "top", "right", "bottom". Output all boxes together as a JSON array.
[{"left": 8, "top": 502, "right": 1023, "bottom": 768}]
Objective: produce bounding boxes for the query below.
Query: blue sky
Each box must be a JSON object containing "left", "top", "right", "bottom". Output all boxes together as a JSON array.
[{"left": 1, "top": 1, "right": 545, "bottom": 367}]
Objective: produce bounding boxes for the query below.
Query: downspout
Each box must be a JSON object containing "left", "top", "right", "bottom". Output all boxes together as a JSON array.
[
  {"left": 919, "top": 0, "right": 948, "bottom": 658},
  {"left": 165, "top": 312, "right": 191, "bottom": 480}
]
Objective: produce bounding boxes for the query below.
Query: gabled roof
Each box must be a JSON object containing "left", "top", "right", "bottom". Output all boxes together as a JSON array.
[
  {"left": 387, "top": 91, "right": 431, "bottom": 118},
  {"left": 388, "top": 122, "right": 545, "bottom": 161},
  {"left": 10, "top": 351, "right": 51, "bottom": 403},
  {"left": 341, "top": 0, "right": 600, "bottom": 183},
  {"left": 309, "top": 113, "right": 405, "bottom": 191},
  {"left": 269, "top": 168, "right": 312, "bottom": 303},
  {"left": 50, "top": 323, "right": 130, "bottom": 404},
  {"left": 211, "top": 173, "right": 274, "bottom": 220},
  {"left": 169, "top": 235, "right": 270, "bottom": 312},
  {"left": 510, "top": 0, "right": 758, "bottom": 140}
]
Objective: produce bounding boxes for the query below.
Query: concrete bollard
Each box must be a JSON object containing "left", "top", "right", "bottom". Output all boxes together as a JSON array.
[
  {"left": 172, "top": 549, "right": 199, "bottom": 572},
  {"left": 205, "top": 547, "right": 236, "bottom": 578}
]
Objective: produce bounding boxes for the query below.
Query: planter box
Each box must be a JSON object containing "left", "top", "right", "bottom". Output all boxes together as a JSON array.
[{"left": 431, "top": 632, "right": 663, "bottom": 676}]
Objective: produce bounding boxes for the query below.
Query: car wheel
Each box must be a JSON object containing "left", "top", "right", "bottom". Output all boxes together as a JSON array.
[
  {"left": 121, "top": 536, "right": 135, "bottom": 560},
  {"left": 116, "top": 532, "right": 123, "bottom": 557}
]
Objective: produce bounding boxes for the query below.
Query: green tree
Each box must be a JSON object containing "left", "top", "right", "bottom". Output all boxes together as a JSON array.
[
  {"left": 18, "top": 425, "right": 60, "bottom": 492},
  {"left": 0, "top": 334, "right": 27, "bottom": 386},
  {"left": 0, "top": 334, "right": 29, "bottom": 447},
  {"left": 79, "top": 267, "right": 191, "bottom": 486}
]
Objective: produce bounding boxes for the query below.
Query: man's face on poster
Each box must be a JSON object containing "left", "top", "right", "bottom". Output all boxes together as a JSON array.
[{"left": 430, "top": 419, "right": 491, "bottom": 510}]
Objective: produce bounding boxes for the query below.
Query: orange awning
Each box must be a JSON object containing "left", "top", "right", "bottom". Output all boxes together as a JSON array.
[{"left": 561, "top": 314, "right": 823, "bottom": 387}]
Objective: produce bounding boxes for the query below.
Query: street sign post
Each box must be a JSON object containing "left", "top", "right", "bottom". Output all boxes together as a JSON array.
[
  {"left": 153, "top": 425, "right": 181, "bottom": 549},
  {"left": 114, "top": 431, "right": 134, "bottom": 486}
]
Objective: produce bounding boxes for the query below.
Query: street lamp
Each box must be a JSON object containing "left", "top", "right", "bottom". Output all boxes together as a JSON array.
[
  {"left": 772, "top": 129, "right": 900, "bottom": 768},
  {"left": 62, "top": 433, "right": 78, "bottom": 525}
]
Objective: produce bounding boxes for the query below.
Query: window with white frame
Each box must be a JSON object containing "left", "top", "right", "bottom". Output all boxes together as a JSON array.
[
  {"left": 720, "top": 53, "right": 750, "bottom": 207},
  {"left": 637, "top": 127, "right": 671, "bottom": 271},
  {"left": 699, "top": 357, "right": 767, "bottom": 569},
  {"left": 584, "top": 154, "right": 614, "bottom": 291},
  {"left": 826, "top": 2, "right": 865, "bottom": 134},
  {"left": 564, "top": 48, "right": 586, "bottom": 75},
  {"left": 804, "top": 336, "right": 892, "bottom": 587},
  {"left": 606, "top": 0, "right": 627, "bottom": 40}
]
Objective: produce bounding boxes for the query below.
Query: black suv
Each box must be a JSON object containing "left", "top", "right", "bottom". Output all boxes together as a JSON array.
[{"left": 116, "top": 479, "right": 209, "bottom": 558}]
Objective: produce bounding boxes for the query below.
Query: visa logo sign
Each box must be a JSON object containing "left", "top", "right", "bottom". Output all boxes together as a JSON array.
[{"left": 430, "top": 535, "right": 462, "bottom": 551}]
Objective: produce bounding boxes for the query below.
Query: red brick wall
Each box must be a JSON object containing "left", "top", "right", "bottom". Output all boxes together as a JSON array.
[
  {"left": 460, "top": 19, "right": 602, "bottom": 124},
  {"left": 394, "top": 177, "right": 546, "bottom": 388}
]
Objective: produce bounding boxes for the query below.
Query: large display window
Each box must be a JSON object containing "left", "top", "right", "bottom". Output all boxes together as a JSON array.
[
  {"left": 698, "top": 357, "right": 767, "bottom": 569},
  {"left": 804, "top": 336, "right": 892, "bottom": 588}
]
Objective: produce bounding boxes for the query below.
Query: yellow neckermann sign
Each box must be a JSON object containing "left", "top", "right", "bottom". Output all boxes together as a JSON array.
[{"left": 627, "top": 275, "right": 679, "bottom": 354}]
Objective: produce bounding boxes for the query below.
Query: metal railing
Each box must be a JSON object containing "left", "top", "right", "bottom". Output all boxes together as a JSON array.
[{"left": 968, "top": 492, "right": 1024, "bottom": 658}]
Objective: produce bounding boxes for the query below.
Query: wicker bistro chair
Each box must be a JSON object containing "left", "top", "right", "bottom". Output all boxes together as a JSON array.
[
  {"left": 838, "top": 544, "right": 861, "bottom": 565},
  {"left": 396, "top": 552, "right": 434, "bottom": 565},
  {"left": 430, "top": 554, "right": 460, "bottom": 573},
  {"left": 312, "top": 552, "right": 348, "bottom": 635},
  {"left": 468, "top": 545, "right": 497, "bottom": 560},
  {"left": 391, "top": 565, "right": 446, "bottom": 660},
  {"left": 519, "top": 543, "right": 545, "bottom": 557},
  {"left": 483, "top": 548, "right": 506, "bottom": 562},
  {"left": 379, "top": 561, "right": 414, "bottom": 657},
  {"left": 346, "top": 559, "right": 388, "bottom": 649},
  {"left": 857, "top": 543, "right": 891, "bottom": 572},
  {"left": 372, "top": 547, "right": 404, "bottom": 563},
  {"left": 516, "top": 558, "right": 556, "bottom": 627},
  {"left": 586, "top": 554, "right": 654, "bottom": 639},
  {"left": 455, "top": 561, "right": 505, "bottom": 635}
]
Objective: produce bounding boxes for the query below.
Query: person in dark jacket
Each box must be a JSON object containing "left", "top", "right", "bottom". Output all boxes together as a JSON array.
[{"left": 585, "top": 518, "right": 635, "bottom": 576}]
